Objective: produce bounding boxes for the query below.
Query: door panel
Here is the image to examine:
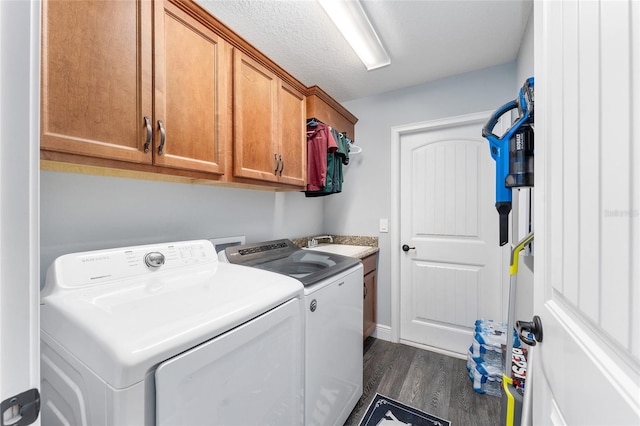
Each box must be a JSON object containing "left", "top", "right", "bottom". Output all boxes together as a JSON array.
[
  {"left": 41, "top": 0, "right": 152, "bottom": 163},
  {"left": 278, "top": 81, "right": 306, "bottom": 186},
  {"left": 411, "top": 263, "right": 479, "bottom": 328},
  {"left": 414, "top": 142, "right": 479, "bottom": 237},
  {"left": 233, "top": 51, "right": 278, "bottom": 182},
  {"left": 533, "top": 0, "right": 640, "bottom": 423},
  {"left": 363, "top": 270, "right": 376, "bottom": 339},
  {"left": 154, "top": 0, "right": 228, "bottom": 174},
  {"left": 400, "top": 114, "right": 506, "bottom": 355}
]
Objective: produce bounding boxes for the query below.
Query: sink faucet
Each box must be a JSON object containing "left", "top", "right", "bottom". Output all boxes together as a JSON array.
[{"left": 308, "top": 235, "right": 333, "bottom": 248}]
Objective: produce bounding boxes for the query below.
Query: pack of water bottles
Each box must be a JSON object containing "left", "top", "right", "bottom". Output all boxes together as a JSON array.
[{"left": 466, "top": 319, "right": 522, "bottom": 397}]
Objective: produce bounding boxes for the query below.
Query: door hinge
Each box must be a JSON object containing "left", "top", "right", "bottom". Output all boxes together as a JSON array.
[{"left": 1, "top": 388, "right": 40, "bottom": 426}]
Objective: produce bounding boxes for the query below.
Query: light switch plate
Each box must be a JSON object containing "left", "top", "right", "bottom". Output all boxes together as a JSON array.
[{"left": 379, "top": 218, "right": 389, "bottom": 233}]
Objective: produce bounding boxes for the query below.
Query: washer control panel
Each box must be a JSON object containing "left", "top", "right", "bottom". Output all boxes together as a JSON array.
[
  {"left": 144, "top": 251, "right": 166, "bottom": 269},
  {"left": 48, "top": 240, "right": 217, "bottom": 289}
]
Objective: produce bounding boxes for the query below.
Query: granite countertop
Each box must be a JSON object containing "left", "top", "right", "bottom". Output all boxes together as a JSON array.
[{"left": 290, "top": 235, "right": 379, "bottom": 259}]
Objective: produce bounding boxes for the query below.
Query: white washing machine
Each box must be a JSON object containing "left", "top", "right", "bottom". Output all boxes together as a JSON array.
[
  {"left": 222, "top": 239, "right": 364, "bottom": 426},
  {"left": 40, "top": 240, "right": 304, "bottom": 425}
]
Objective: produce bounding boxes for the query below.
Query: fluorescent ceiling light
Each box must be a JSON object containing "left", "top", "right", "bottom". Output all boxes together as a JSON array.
[{"left": 317, "top": 0, "right": 390, "bottom": 71}]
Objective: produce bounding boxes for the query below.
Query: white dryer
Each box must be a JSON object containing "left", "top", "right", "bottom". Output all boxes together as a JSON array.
[{"left": 40, "top": 240, "right": 304, "bottom": 425}]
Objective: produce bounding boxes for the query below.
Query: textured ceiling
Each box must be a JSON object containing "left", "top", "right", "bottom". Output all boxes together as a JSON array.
[{"left": 197, "top": 0, "right": 533, "bottom": 103}]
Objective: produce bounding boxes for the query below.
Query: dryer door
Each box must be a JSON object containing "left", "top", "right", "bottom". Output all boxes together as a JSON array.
[{"left": 155, "top": 298, "right": 303, "bottom": 425}]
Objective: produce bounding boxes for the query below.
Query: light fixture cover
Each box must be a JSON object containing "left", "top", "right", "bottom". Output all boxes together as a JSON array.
[{"left": 318, "top": 0, "right": 390, "bottom": 71}]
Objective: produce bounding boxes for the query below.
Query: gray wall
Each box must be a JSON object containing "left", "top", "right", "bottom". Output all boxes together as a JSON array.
[
  {"left": 517, "top": 10, "right": 535, "bottom": 87},
  {"left": 41, "top": 18, "right": 536, "bottom": 329},
  {"left": 326, "top": 62, "right": 518, "bottom": 328},
  {"left": 40, "top": 172, "right": 324, "bottom": 285}
]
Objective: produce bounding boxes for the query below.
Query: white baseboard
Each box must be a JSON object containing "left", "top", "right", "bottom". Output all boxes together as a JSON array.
[
  {"left": 370, "top": 324, "right": 392, "bottom": 341},
  {"left": 399, "top": 339, "right": 467, "bottom": 360},
  {"left": 370, "top": 325, "right": 467, "bottom": 360}
]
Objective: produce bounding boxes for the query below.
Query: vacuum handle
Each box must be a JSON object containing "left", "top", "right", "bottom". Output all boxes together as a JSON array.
[
  {"left": 521, "top": 77, "right": 535, "bottom": 109},
  {"left": 510, "top": 231, "right": 534, "bottom": 275},
  {"left": 482, "top": 99, "right": 519, "bottom": 139}
]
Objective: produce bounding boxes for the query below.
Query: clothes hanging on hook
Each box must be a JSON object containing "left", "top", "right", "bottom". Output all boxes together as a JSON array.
[
  {"left": 306, "top": 117, "right": 324, "bottom": 127},
  {"left": 341, "top": 133, "right": 362, "bottom": 156},
  {"left": 348, "top": 140, "right": 362, "bottom": 154},
  {"left": 306, "top": 122, "right": 337, "bottom": 192},
  {"left": 333, "top": 128, "right": 350, "bottom": 166},
  {"left": 304, "top": 117, "right": 361, "bottom": 197},
  {"left": 305, "top": 123, "right": 347, "bottom": 197}
]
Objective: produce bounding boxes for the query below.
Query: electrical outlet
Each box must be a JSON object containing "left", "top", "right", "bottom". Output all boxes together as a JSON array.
[{"left": 379, "top": 218, "right": 389, "bottom": 233}]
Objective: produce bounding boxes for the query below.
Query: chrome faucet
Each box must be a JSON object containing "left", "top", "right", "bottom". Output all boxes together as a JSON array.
[{"left": 307, "top": 235, "right": 333, "bottom": 248}]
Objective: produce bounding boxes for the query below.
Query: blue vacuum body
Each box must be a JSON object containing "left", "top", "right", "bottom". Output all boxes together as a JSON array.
[{"left": 482, "top": 77, "right": 534, "bottom": 246}]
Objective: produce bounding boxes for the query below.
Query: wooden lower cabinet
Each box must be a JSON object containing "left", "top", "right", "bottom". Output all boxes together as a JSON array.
[{"left": 362, "top": 253, "right": 378, "bottom": 340}]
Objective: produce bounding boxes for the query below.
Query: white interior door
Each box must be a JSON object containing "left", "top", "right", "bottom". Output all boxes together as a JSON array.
[
  {"left": 0, "top": 1, "right": 41, "bottom": 425},
  {"left": 397, "top": 113, "right": 508, "bottom": 355},
  {"left": 532, "top": 0, "right": 640, "bottom": 424}
]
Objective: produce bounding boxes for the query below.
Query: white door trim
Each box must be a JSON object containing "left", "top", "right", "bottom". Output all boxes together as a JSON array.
[
  {"left": 0, "top": 0, "right": 41, "bottom": 418},
  {"left": 390, "top": 111, "right": 495, "bottom": 343}
]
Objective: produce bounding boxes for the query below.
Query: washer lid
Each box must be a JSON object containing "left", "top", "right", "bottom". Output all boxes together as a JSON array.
[
  {"left": 40, "top": 240, "right": 303, "bottom": 389},
  {"left": 224, "top": 239, "right": 361, "bottom": 286}
]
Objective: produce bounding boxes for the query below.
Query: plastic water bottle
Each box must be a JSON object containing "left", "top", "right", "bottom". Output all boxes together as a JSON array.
[
  {"left": 466, "top": 346, "right": 478, "bottom": 376},
  {"left": 473, "top": 319, "right": 522, "bottom": 361},
  {"left": 472, "top": 362, "right": 503, "bottom": 397},
  {"left": 474, "top": 342, "right": 503, "bottom": 366}
]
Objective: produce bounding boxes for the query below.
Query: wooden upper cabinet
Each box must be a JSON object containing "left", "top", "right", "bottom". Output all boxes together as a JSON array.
[
  {"left": 233, "top": 50, "right": 306, "bottom": 187},
  {"left": 306, "top": 85, "right": 358, "bottom": 140},
  {"left": 41, "top": 0, "right": 153, "bottom": 164},
  {"left": 41, "top": 0, "right": 317, "bottom": 189},
  {"left": 153, "top": 0, "right": 230, "bottom": 174},
  {"left": 41, "top": 0, "right": 230, "bottom": 176},
  {"left": 233, "top": 51, "right": 279, "bottom": 183},
  {"left": 278, "top": 81, "right": 306, "bottom": 187}
]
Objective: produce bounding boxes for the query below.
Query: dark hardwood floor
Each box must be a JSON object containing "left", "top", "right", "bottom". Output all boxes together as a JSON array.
[{"left": 344, "top": 337, "right": 502, "bottom": 425}]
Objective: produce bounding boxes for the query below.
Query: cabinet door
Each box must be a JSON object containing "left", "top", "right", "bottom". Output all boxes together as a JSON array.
[
  {"left": 278, "top": 81, "right": 306, "bottom": 187},
  {"left": 363, "top": 271, "right": 376, "bottom": 340},
  {"left": 154, "top": 0, "right": 229, "bottom": 174},
  {"left": 41, "top": 0, "right": 152, "bottom": 164},
  {"left": 233, "top": 51, "right": 279, "bottom": 182}
]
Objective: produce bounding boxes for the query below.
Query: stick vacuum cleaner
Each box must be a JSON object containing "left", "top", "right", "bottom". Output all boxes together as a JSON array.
[
  {"left": 502, "top": 232, "right": 536, "bottom": 426},
  {"left": 482, "top": 77, "right": 534, "bottom": 245}
]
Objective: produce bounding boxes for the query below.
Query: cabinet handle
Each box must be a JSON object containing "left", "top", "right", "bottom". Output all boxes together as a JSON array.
[
  {"left": 157, "top": 120, "right": 166, "bottom": 156},
  {"left": 143, "top": 116, "right": 152, "bottom": 153},
  {"left": 278, "top": 155, "right": 284, "bottom": 175},
  {"left": 274, "top": 153, "right": 279, "bottom": 175},
  {"left": 363, "top": 283, "right": 367, "bottom": 299}
]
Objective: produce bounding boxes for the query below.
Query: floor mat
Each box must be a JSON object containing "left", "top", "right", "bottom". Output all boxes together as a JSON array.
[{"left": 359, "top": 393, "right": 451, "bottom": 426}]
